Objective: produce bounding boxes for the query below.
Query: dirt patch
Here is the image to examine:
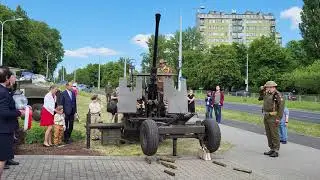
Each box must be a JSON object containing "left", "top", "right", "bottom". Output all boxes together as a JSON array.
[{"left": 15, "top": 141, "right": 103, "bottom": 156}]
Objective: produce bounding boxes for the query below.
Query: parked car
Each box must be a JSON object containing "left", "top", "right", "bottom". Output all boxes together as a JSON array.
[
  {"left": 230, "top": 90, "right": 251, "bottom": 97},
  {"left": 283, "top": 92, "right": 297, "bottom": 101}
]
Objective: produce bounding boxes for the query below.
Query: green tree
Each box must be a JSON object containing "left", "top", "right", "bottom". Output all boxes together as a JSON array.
[
  {"left": 280, "top": 60, "right": 320, "bottom": 94},
  {"left": 57, "top": 67, "right": 67, "bottom": 82},
  {"left": 299, "top": 0, "right": 320, "bottom": 59},
  {"left": 248, "top": 36, "right": 288, "bottom": 90},
  {"left": 285, "top": 40, "right": 309, "bottom": 69},
  {"left": 141, "top": 34, "right": 170, "bottom": 72},
  {"left": 200, "top": 45, "right": 242, "bottom": 90},
  {"left": 0, "top": 5, "right": 64, "bottom": 74}
]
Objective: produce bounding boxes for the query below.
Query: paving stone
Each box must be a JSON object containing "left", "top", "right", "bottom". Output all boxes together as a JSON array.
[{"left": 2, "top": 154, "right": 267, "bottom": 180}]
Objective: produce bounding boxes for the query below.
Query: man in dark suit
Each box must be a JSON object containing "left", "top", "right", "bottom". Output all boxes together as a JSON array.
[
  {"left": 0, "top": 66, "right": 23, "bottom": 178},
  {"left": 60, "top": 82, "right": 77, "bottom": 144},
  {"left": 5, "top": 70, "right": 21, "bottom": 168}
]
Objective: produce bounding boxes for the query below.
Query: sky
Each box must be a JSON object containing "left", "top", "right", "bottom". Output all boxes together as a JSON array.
[{"left": 2, "top": 0, "right": 304, "bottom": 76}]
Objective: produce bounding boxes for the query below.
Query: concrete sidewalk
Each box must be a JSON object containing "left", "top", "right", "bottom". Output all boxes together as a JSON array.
[{"left": 220, "top": 124, "right": 320, "bottom": 180}]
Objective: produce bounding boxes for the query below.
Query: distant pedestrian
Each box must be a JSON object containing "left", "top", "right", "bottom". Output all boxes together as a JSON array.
[
  {"left": 72, "top": 83, "right": 79, "bottom": 98},
  {"left": 205, "top": 91, "right": 213, "bottom": 119},
  {"left": 40, "top": 85, "right": 59, "bottom": 147},
  {"left": 212, "top": 85, "right": 224, "bottom": 124},
  {"left": 187, "top": 90, "right": 195, "bottom": 113},
  {"left": 89, "top": 94, "right": 102, "bottom": 140},
  {"left": 258, "top": 81, "right": 285, "bottom": 158},
  {"left": 53, "top": 105, "right": 65, "bottom": 146},
  {"left": 279, "top": 107, "right": 289, "bottom": 144}
]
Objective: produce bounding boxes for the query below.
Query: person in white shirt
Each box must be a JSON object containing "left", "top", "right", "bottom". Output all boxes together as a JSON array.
[
  {"left": 89, "top": 95, "right": 102, "bottom": 140},
  {"left": 53, "top": 106, "right": 66, "bottom": 146}
]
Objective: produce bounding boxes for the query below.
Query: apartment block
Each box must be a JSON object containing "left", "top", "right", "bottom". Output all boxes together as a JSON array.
[{"left": 196, "top": 10, "right": 282, "bottom": 46}]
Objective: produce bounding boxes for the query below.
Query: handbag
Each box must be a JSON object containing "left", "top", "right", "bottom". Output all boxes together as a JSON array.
[{"left": 198, "top": 146, "right": 211, "bottom": 161}]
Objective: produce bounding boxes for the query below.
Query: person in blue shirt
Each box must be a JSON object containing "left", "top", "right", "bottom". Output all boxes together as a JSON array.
[
  {"left": 205, "top": 91, "right": 213, "bottom": 119},
  {"left": 279, "top": 107, "right": 289, "bottom": 144}
]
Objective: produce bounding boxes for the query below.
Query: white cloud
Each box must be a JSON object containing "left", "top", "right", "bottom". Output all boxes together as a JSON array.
[
  {"left": 64, "top": 46, "right": 118, "bottom": 58},
  {"left": 131, "top": 34, "right": 151, "bottom": 49},
  {"left": 280, "top": 6, "right": 302, "bottom": 30},
  {"left": 165, "top": 34, "right": 174, "bottom": 40},
  {"left": 131, "top": 33, "right": 175, "bottom": 48}
]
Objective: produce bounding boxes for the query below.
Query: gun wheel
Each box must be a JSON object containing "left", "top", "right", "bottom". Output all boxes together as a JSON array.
[
  {"left": 140, "top": 119, "right": 159, "bottom": 156},
  {"left": 202, "top": 119, "right": 221, "bottom": 153}
]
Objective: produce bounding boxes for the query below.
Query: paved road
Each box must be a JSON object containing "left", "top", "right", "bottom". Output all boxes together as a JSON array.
[
  {"left": 191, "top": 116, "right": 320, "bottom": 150},
  {"left": 221, "top": 119, "right": 320, "bottom": 150},
  {"left": 3, "top": 155, "right": 267, "bottom": 180},
  {"left": 196, "top": 100, "right": 320, "bottom": 123},
  {"left": 221, "top": 124, "right": 320, "bottom": 180}
]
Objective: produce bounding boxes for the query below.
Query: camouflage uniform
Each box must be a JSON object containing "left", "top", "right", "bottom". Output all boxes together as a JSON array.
[
  {"left": 157, "top": 59, "right": 172, "bottom": 92},
  {"left": 258, "top": 81, "right": 285, "bottom": 157}
]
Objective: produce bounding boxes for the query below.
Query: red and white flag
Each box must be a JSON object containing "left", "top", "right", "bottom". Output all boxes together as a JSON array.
[{"left": 23, "top": 106, "right": 32, "bottom": 131}]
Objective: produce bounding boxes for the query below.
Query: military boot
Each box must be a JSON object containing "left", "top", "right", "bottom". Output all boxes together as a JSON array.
[
  {"left": 264, "top": 150, "right": 274, "bottom": 155},
  {"left": 269, "top": 151, "right": 279, "bottom": 157}
]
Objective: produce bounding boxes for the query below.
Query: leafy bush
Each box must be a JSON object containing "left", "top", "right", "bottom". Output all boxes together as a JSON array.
[
  {"left": 280, "top": 60, "right": 320, "bottom": 94},
  {"left": 20, "top": 121, "right": 85, "bottom": 144},
  {"left": 25, "top": 122, "right": 45, "bottom": 144}
]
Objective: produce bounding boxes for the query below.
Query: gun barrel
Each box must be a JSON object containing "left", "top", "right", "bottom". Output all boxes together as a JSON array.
[
  {"left": 148, "top": 13, "right": 161, "bottom": 102},
  {"left": 152, "top": 13, "right": 161, "bottom": 68}
]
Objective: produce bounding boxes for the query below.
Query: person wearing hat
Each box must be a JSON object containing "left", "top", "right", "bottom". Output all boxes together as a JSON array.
[
  {"left": 157, "top": 59, "right": 172, "bottom": 92},
  {"left": 89, "top": 94, "right": 102, "bottom": 140},
  {"left": 258, "top": 81, "right": 285, "bottom": 158}
]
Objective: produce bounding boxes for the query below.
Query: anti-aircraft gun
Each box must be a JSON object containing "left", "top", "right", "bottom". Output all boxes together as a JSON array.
[{"left": 116, "top": 13, "right": 221, "bottom": 156}]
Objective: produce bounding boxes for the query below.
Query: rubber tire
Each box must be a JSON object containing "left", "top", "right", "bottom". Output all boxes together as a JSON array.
[
  {"left": 140, "top": 120, "right": 159, "bottom": 156},
  {"left": 202, "top": 119, "right": 221, "bottom": 153},
  {"left": 32, "top": 104, "right": 42, "bottom": 122}
]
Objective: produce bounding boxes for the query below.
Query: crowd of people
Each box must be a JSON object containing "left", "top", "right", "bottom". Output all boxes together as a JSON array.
[
  {"left": 40, "top": 82, "right": 78, "bottom": 147},
  {"left": 204, "top": 85, "right": 225, "bottom": 124},
  {"left": 0, "top": 61, "right": 291, "bottom": 178},
  {"left": 189, "top": 81, "right": 289, "bottom": 158}
]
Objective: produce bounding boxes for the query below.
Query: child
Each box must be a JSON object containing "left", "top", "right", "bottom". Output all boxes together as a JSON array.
[
  {"left": 205, "top": 91, "right": 213, "bottom": 119},
  {"left": 89, "top": 94, "right": 102, "bottom": 140},
  {"left": 53, "top": 106, "right": 66, "bottom": 146}
]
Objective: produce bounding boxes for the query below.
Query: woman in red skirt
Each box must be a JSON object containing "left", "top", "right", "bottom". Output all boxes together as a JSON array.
[{"left": 40, "top": 85, "right": 59, "bottom": 147}]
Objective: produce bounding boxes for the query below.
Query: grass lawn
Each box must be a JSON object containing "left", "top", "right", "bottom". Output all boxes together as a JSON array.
[
  {"left": 196, "top": 106, "right": 320, "bottom": 137},
  {"left": 65, "top": 92, "right": 233, "bottom": 156},
  {"left": 195, "top": 92, "right": 320, "bottom": 112}
]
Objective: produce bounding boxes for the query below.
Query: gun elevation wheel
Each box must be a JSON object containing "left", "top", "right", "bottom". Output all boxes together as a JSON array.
[
  {"left": 202, "top": 119, "right": 221, "bottom": 153},
  {"left": 140, "top": 119, "right": 159, "bottom": 156}
]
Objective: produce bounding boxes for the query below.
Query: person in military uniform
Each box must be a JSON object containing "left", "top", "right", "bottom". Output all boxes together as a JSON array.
[
  {"left": 258, "top": 81, "right": 285, "bottom": 157},
  {"left": 157, "top": 59, "right": 172, "bottom": 92}
]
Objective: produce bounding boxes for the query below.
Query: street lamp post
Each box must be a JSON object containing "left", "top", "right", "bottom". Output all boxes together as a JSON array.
[
  {"left": 45, "top": 51, "right": 51, "bottom": 79},
  {"left": 246, "top": 53, "right": 249, "bottom": 92},
  {"left": 0, "top": 17, "right": 24, "bottom": 66}
]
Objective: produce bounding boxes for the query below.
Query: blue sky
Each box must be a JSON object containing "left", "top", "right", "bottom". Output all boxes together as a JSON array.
[{"left": 3, "top": 0, "right": 303, "bottom": 75}]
